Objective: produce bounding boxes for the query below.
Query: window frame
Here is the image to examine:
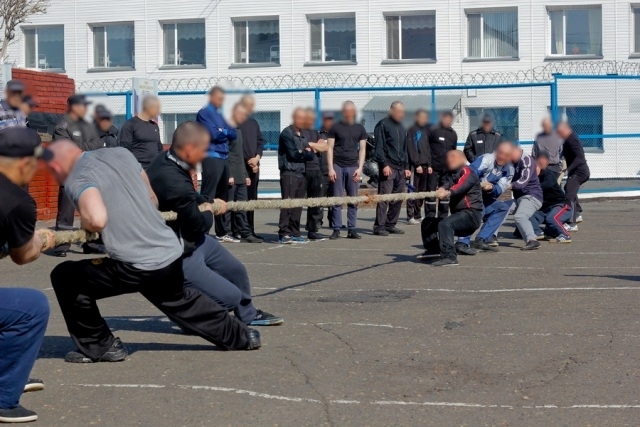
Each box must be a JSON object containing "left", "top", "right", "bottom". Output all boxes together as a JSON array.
[
  {"left": 305, "top": 14, "right": 357, "bottom": 66},
  {"left": 545, "top": 6, "right": 603, "bottom": 60},
  {"left": 466, "top": 107, "right": 520, "bottom": 142},
  {"left": 464, "top": 8, "right": 519, "bottom": 62},
  {"left": 382, "top": 11, "right": 437, "bottom": 64},
  {"left": 160, "top": 21, "right": 206, "bottom": 69},
  {"left": 89, "top": 22, "right": 135, "bottom": 71},
  {"left": 23, "top": 25, "right": 65, "bottom": 71},
  {"left": 253, "top": 110, "right": 282, "bottom": 150},
  {"left": 557, "top": 105, "right": 604, "bottom": 152},
  {"left": 161, "top": 112, "right": 197, "bottom": 143},
  {"left": 230, "top": 17, "right": 280, "bottom": 68},
  {"left": 632, "top": 5, "right": 640, "bottom": 56}
]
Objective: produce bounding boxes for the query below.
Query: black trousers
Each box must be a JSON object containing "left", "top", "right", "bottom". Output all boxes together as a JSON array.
[
  {"left": 438, "top": 210, "right": 482, "bottom": 260},
  {"left": 223, "top": 183, "right": 252, "bottom": 238},
  {"left": 564, "top": 166, "right": 590, "bottom": 225},
  {"left": 407, "top": 168, "right": 428, "bottom": 220},
  {"left": 50, "top": 258, "right": 250, "bottom": 359},
  {"left": 426, "top": 170, "right": 448, "bottom": 220},
  {"left": 305, "top": 170, "right": 324, "bottom": 232},
  {"left": 278, "top": 174, "right": 305, "bottom": 238},
  {"left": 321, "top": 174, "right": 334, "bottom": 229},
  {"left": 374, "top": 167, "right": 405, "bottom": 231},
  {"left": 246, "top": 167, "right": 259, "bottom": 234},
  {"left": 201, "top": 157, "right": 229, "bottom": 236}
]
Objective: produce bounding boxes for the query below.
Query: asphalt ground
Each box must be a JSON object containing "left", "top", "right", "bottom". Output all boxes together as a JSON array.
[{"left": 4, "top": 199, "right": 640, "bottom": 427}]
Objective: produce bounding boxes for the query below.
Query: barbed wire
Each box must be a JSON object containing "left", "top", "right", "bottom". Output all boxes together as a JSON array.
[{"left": 76, "top": 61, "right": 640, "bottom": 93}]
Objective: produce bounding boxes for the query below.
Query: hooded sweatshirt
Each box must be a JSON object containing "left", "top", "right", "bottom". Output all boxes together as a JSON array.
[{"left": 511, "top": 153, "right": 543, "bottom": 202}]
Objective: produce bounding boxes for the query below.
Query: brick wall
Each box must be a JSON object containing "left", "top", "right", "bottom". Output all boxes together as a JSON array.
[{"left": 12, "top": 69, "right": 76, "bottom": 220}]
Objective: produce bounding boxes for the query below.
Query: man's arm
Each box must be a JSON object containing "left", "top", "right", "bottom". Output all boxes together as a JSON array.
[
  {"left": 373, "top": 123, "right": 387, "bottom": 167},
  {"left": 173, "top": 190, "right": 215, "bottom": 241},
  {"left": 280, "top": 129, "right": 314, "bottom": 162},
  {"left": 196, "top": 109, "right": 228, "bottom": 145},
  {"left": 6, "top": 200, "right": 55, "bottom": 265},
  {"left": 140, "top": 170, "right": 159, "bottom": 208},
  {"left": 118, "top": 121, "right": 134, "bottom": 150},
  {"left": 76, "top": 187, "right": 109, "bottom": 232},
  {"left": 53, "top": 121, "right": 71, "bottom": 141},
  {"left": 463, "top": 133, "right": 475, "bottom": 163},
  {"left": 308, "top": 140, "right": 328, "bottom": 153},
  {"left": 255, "top": 121, "right": 265, "bottom": 157},
  {"left": 531, "top": 140, "right": 539, "bottom": 158}
]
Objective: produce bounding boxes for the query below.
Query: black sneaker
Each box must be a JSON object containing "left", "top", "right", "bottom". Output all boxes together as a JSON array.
[
  {"left": 487, "top": 236, "right": 499, "bottom": 247},
  {"left": 347, "top": 230, "right": 361, "bottom": 239},
  {"left": 23, "top": 379, "right": 44, "bottom": 393},
  {"left": 0, "top": 406, "right": 38, "bottom": 423},
  {"left": 417, "top": 251, "right": 440, "bottom": 260},
  {"left": 241, "top": 234, "right": 263, "bottom": 243},
  {"left": 432, "top": 258, "right": 459, "bottom": 267},
  {"left": 373, "top": 229, "right": 389, "bottom": 236},
  {"left": 308, "top": 232, "right": 326, "bottom": 240},
  {"left": 329, "top": 230, "right": 341, "bottom": 240},
  {"left": 246, "top": 329, "right": 262, "bottom": 350},
  {"left": 386, "top": 227, "right": 405, "bottom": 235},
  {"left": 65, "top": 337, "right": 127, "bottom": 363},
  {"left": 54, "top": 251, "right": 67, "bottom": 258},
  {"left": 471, "top": 238, "right": 499, "bottom": 252},
  {"left": 521, "top": 240, "right": 541, "bottom": 251},
  {"left": 249, "top": 310, "right": 284, "bottom": 326},
  {"left": 455, "top": 242, "right": 478, "bottom": 256}
]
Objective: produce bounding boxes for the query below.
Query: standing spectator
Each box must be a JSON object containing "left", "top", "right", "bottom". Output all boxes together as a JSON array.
[
  {"left": 277, "top": 108, "right": 316, "bottom": 244},
  {"left": 118, "top": 95, "right": 162, "bottom": 168},
  {"left": 532, "top": 118, "right": 564, "bottom": 182},
  {"left": 510, "top": 147, "right": 543, "bottom": 251},
  {"left": 20, "top": 95, "right": 38, "bottom": 119},
  {"left": 53, "top": 94, "right": 103, "bottom": 257},
  {"left": 406, "top": 109, "right": 431, "bottom": 225},
  {"left": 373, "top": 101, "right": 411, "bottom": 236},
  {"left": 0, "top": 80, "right": 27, "bottom": 129},
  {"left": 427, "top": 111, "right": 458, "bottom": 220},
  {"left": 463, "top": 113, "right": 503, "bottom": 163},
  {"left": 304, "top": 108, "right": 329, "bottom": 240},
  {"left": 557, "top": 121, "right": 590, "bottom": 230},
  {"left": 239, "top": 95, "right": 264, "bottom": 238},
  {"left": 319, "top": 112, "right": 335, "bottom": 228},
  {"left": 93, "top": 105, "right": 119, "bottom": 148},
  {"left": 327, "top": 101, "right": 368, "bottom": 240}
]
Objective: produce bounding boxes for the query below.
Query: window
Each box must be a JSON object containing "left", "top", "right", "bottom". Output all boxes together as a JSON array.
[
  {"left": 549, "top": 7, "right": 602, "bottom": 56},
  {"left": 467, "top": 10, "right": 518, "bottom": 59},
  {"left": 163, "top": 22, "right": 206, "bottom": 66},
  {"left": 254, "top": 111, "right": 281, "bottom": 149},
  {"left": 468, "top": 107, "right": 519, "bottom": 142},
  {"left": 92, "top": 24, "right": 135, "bottom": 68},
  {"left": 559, "top": 106, "right": 603, "bottom": 150},
  {"left": 162, "top": 113, "right": 197, "bottom": 143},
  {"left": 309, "top": 16, "right": 356, "bottom": 62},
  {"left": 233, "top": 19, "right": 279, "bottom": 65},
  {"left": 24, "top": 26, "right": 65, "bottom": 70},
  {"left": 633, "top": 7, "right": 640, "bottom": 54},
  {"left": 385, "top": 13, "right": 436, "bottom": 60}
]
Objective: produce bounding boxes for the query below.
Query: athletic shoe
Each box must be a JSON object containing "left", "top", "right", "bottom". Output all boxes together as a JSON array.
[
  {"left": 246, "top": 329, "right": 262, "bottom": 350},
  {"left": 386, "top": 227, "right": 405, "bottom": 235},
  {"left": 0, "top": 406, "right": 38, "bottom": 423},
  {"left": 23, "top": 379, "right": 44, "bottom": 393},
  {"left": 279, "top": 236, "right": 293, "bottom": 244},
  {"left": 576, "top": 215, "right": 583, "bottom": 223},
  {"left": 249, "top": 310, "right": 284, "bottom": 326},
  {"left": 455, "top": 242, "right": 478, "bottom": 256},
  {"left": 308, "top": 232, "right": 326, "bottom": 240},
  {"left": 417, "top": 251, "right": 440, "bottom": 260},
  {"left": 407, "top": 218, "right": 421, "bottom": 225},
  {"left": 65, "top": 338, "right": 127, "bottom": 363},
  {"left": 241, "top": 235, "right": 263, "bottom": 243},
  {"left": 347, "top": 230, "right": 361, "bottom": 239},
  {"left": 373, "top": 229, "right": 390, "bottom": 236},
  {"left": 329, "top": 230, "right": 340, "bottom": 240},
  {"left": 220, "top": 235, "right": 240, "bottom": 243},
  {"left": 487, "top": 236, "right": 499, "bottom": 247},
  {"left": 564, "top": 224, "right": 578, "bottom": 232},
  {"left": 550, "top": 235, "right": 572, "bottom": 244},
  {"left": 521, "top": 240, "right": 541, "bottom": 251},
  {"left": 431, "top": 258, "right": 459, "bottom": 267},
  {"left": 291, "top": 236, "right": 309, "bottom": 244},
  {"left": 535, "top": 234, "right": 546, "bottom": 241},
  {"left": 472, "top": 239, "right": 499, "bottom": 252},
  {"left": 54, "top": 251, "right": 67, "bottom": 258}
]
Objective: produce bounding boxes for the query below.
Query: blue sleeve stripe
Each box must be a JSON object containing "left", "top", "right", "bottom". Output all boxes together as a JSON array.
[{"left": 74, "top": 184, "right": 97, "bottom": 204}]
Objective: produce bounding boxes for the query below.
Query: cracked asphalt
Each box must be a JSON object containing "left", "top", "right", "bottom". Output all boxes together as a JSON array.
[{"left": 3, "top": 199, "right": 640, "bottom": 427}]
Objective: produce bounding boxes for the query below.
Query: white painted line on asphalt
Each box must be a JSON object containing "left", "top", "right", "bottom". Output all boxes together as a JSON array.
[
  {"left": 297, "top": 322, "right": 411, "bottom": 330},
  {"left": 178, "top": 385, "right": 322, "bottom": 403},
  {"left": 245, "top": 262, "right": 640, "bottom": 270},
  {"left": 254, "top": 286, "right": 640, "bottom": 293},
  {"left": 71, "top": 384, "right": 165, "bottom": 388}
]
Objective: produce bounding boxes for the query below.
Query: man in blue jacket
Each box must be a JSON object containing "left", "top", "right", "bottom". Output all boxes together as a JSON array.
[{"left": 196, "top": 86, "right": 237, "bottom": 237}]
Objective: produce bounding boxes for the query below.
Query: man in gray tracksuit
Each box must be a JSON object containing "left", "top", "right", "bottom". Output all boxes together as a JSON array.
[{"left": 510, "top": 148, "right": 544, "bottom": 251}]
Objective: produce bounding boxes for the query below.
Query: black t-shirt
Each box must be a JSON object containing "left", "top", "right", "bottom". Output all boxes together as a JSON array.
[
  {"left": 328, "top": 121, "right": 368, "bottom": 168},
  {"left": 0, "top": 173, "right": 36, "bottom": 250},
  {"left": 305, "top": 129, "right": 321, "bottom": 172}
]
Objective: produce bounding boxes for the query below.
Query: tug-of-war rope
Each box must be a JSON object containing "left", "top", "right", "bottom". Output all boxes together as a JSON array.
[{"left": 0, "top": 191, "right": 437, "bottom": 259}]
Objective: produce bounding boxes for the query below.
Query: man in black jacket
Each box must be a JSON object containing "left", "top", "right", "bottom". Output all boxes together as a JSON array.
[
  {"left": 118, "top": 95, "right": 163, "bottom": 169},
  {"left": 93, "top": 105, "right": 119, "bottom": 148},
  {"left": 304, "top": 108, "right": 329, "bottom": 240},
  {"left": 373, "top": 101, "right": 411, "bottom": 236},
  {"left": 53, "top": 94, "right": 104, "bottom": 257},
  {"left": 406, "top": 109, "right": 431, "bottom": 224},
  {"left": 319, "top": 112, "right": 335, "bottom": 228},
  {"left": 427, "top": 111, "right": 458, "bottom": 220},
  {"left": 464, "top": 113, "right": 503, "bottom": 163},
  {"left": 557, "top": 122, "right": 590, "bottom": 229},
  {"left": 239, "top": 95, "right": 264, "bottom": 237},
  {"left": 146, "top": 121, "right": 283, "bottom": 327}
]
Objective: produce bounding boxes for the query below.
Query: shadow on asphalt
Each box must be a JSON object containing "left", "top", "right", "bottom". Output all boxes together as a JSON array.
[{"left": 565, "top": 274, "right": 640, "bottom": 282}]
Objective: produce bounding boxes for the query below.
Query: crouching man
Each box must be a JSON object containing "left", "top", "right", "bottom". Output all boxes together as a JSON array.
[
  {"left": 430, "top": 150, "right": 483, "bottom": 267},
  {"left": 510, "top": 146, "right": 544, "bottom": 251}
]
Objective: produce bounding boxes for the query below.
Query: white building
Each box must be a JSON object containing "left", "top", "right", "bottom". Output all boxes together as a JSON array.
[{"left": 6, "top": 0, "right": 640, "bottom": 178}]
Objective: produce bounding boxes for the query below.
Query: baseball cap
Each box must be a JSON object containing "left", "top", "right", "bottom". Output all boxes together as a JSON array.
[
  {"left": 95, "top": 104, "right": 113, "bottom": 119},
  {"left": 5, "top": 80, "right": 25, "bottom": 93},
  {"left": 322, "top": 111, "right": 335, "bottom": 120},
  {"left": 67, "top": 94, "right": 92, "bottom": 106},
  {"left": 22, "top": 95, "right": 39, "bottom": 108},
  {"left": 481, "top": 113, "right": 494, "bottom": 123},
  {"left": 0, "top": 127, "right": 52, "bottom": 161}
]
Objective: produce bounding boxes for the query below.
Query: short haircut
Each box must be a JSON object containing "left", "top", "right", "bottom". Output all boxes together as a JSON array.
[
  {"left": 390, "top": 101, "right": 404, "bottom": 109},
  {"left": 304, "top": 107, "right": 316, "bottom": 114},
  {"left": 209, "top": 85, "right": 225, "bottom": 95},
  {"left": 239, "top": 94, "right": 255, "bottom": 105},
  {"left": 142, "top": 95, "right": 159, "bottom": 111},
  {"left": 415, "top": 109, "right": 428, "bottom": 116},
  {"left": 342, "top": 100, "right": 356, "bottom": 110},
  {"left": 496, "top": 140, "right": 516, "bottom": 150},
  {"left": 172, "top": 121, "right": 209, "bottom": 149}
]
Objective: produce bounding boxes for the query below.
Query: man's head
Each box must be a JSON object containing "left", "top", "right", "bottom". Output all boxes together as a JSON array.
[
  {"left": 341, "top": 101, "right": 356, "bottom": 124},
  {"left": 239, "top": 95, "right": 255, "bottom": 115},
  {"left": 510, "top": 146, "right": 524, "bottom": 163},
  {"left": 141, "top": 95, "right": 161, "bottom": 118},
  {"left": 232, "top": 103, "right": 248, "bottom": 127},
  {"left": 292, "top": 108, "right": 306, "bottom": 129},
  {"left": 46, "top": 140, "right": 84, "bottom": 185},
  {"left": 321, "top": 111, "right": 335, "bottom": 131},
  {"left": 440, "top": 111, "right": 454, "bottom": 128},
  {"left": 4, "top": 80, "right": 25, "bottom": 109},
  {"left": 536, "top": 150, "right": 550, "bottom": 171},
  {"left": 446, "top": 149, "right": 467, "bottom": 171},
  {"left": 494, "top": 141, "right": 515, "bottom": 166},
  {"left": 389, "top": 101, "right": 405, "bottom": 123},
  {"left": 209, "top": 86, "right": 225, "bottom": 109},
  {"left": 0, "top": 127, "right": 51, "bottom": 186},
  {"left": 171, "top": 121, "right": 211, "bottom": 167},
  {"left": 556, "top": 121, "right": 572, "bottom": 139},
  {"left": 415, "top": 109, "right": 429, "bottom": 127},
  {"left": 541, "top": 117, "right": 553, "bottom": 134},
  {"left": 304, "top": 107, "right": 316, "bottom": 130},
  {"left": 94, "top": 105, "right": 114, "bottom": 132},
  {"left": 67, "top": 94, "right": 91, "bottom": 119},
  {"left": 481, "top": 113, "right": 494, "bottom": 132},
  {"left": 20, "top": 95, "right": 38, "bottom": 116}
]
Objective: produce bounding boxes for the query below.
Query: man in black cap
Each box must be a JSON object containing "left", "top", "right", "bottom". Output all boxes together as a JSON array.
[
  {"left": 93, "top": 105, "right": 119, "bottom": 148},
  {"left": 0, "top": 127, "right": 54, "bottom": 423},
  {"left": 0, "top": 80, "right": 27, "bottom": 130},
  {"left": 427, "top": 111, "right": 458, "bottom": 220},
  {"left": 464, "top": 112, "right": 503, "bottom": 163},
  {"left": 53, "top": 94, "right": 103, "bottom": 257},
  {"left": 119, "top": 95, "right": 163, "bottom": 169},
  {"left": 20, "top": 95, "right": 38, "bottom": 119}
]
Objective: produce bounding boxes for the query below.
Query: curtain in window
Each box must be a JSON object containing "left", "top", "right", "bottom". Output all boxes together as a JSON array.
[
  {"left": 248, "top": 20, "right": 279, "bottom": 35},
  {"left": 324, "top": 18, "right": 355, "bottom": 33},
  {"left": 104, "top": 25, "right": 134, "bottom": 40},
  {"left": 587, "top": 8, "right": 602, "bottom": 56},
  {"left": 37, "top": 27, "right": 64, "bottom": 42},
  {"left": 468, "top": 14, "right": 481, "bottom": 57},
  {"left": 177, "top": 23, "right": 205, "bottom": 40},
  {"left": 401, "top": 14, "right": 435, "bottom": 30},
  {"left": 483, "top": 11, "right": 518, "bottom": 58},
  {"left": 549, "top": 11, "right": 564, "bottom": 55}
]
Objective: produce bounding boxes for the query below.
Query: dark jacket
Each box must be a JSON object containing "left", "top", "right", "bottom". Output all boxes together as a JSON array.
[
  {"left": 228, "top": 129, "right": 248, "bottom": 182},
  {"left": 563, "top": 132, "right": 590, "bottom": 175},
  {"left": 95, "top": 123, "right": 119, "bottom": 148},
  {"left": 538, "top": 167, "right": 568, "bottom": 211},
  {"left": 373, "top": 116, "right": 408, "bottom": 170},
  {"left": 512, "top": 154, "right": 543, "bottom": 202},
  {"left": 146, "top": 149, "right": 213, "bottom": 256},
  {"left": 428, "top": 124, "right": 458, "bottom": 171},
  {"left": 239, "top": 117, "right": 265, "bottom": 161},
  {"left": 464, "top": 128, "right": 502, "bottom": 163},
  {"left": 440, "top": 165, "right": 483, "bottom": 213},
  {"left": 278, "top": 125, "right": 314, "bottom": 176},
  {"left": 406, "top": 124, "right": 431, "bottom": 168},
  {"left": 318, "top": 129, "right": 330, "bottom": 176},
  {"left": 53, "top": 114, "right": 103, "bottom": 151}
]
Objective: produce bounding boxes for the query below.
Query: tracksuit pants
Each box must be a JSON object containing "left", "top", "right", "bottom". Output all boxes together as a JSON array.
[
  {"left": 426, "top": 170, "right": 448, "bottom": 220},
  {"left": 439, "top": 210, "right": 482, "bottom": 260},
  {"left": 331, "top": 164, "right": 359, "bottom": 230},
  {"left": 513, "top": 195, "right": 543, "bottom": 243},
  {"left": 0, "top": 289, "right": 49, "bottom": 409},
  {"left": 279, "top": 173, "right": 306, "bottom": 238},
  {"left": 201, "top": 157, "right": 230, "bottom": 237},
  {"left": 459, "top": 199, "right": 513, "bottom": 246},
  {"left": 531, "top": 204, "right": 573, "bottom": 238},
  {"left": 407, "top": 168, "right": 428, "bottom": 220},
  {"left": 374, "top": 167, "right": 405, "bottom": 231},
  {"left": 246, "top": 167, "right": 259, "bottom": 234},
  {"left": 182, "top": 235, "right": 257, "bottom": 324},
  {"left": 305, "top": 170, "right": 324, "bottom": 233},
  {"left": 223, "top": 183, "right": 252, "bottom": 238},
  {"left": 50, "top": 258, "right": 250, "bottom": 359},
  {"left": 564, "top": 166, "right": 590, "bottom": 225}
]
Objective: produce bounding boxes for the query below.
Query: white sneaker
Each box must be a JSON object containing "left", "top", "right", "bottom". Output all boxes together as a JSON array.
[
  {"left": 564, "top": 224, "right": 578, "bottom": 232},
  {"left": 576, "top": 215, "right": 583, "bottom": 223},
  {"left": 221, "top": 235, "right": 240, "bottom": 243},
  {"left": 407, "top": 218, "right": 421, "bottom": 225}
]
